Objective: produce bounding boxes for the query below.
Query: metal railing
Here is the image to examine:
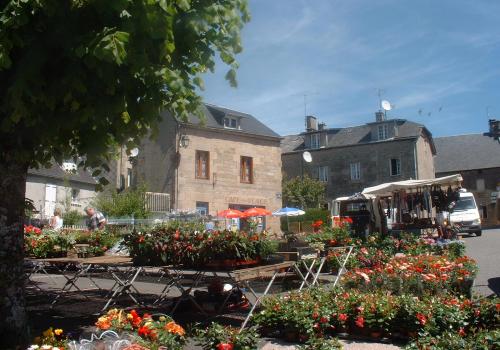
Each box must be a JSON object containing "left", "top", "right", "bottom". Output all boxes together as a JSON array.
[{"left": 145, "top": 192, "right": 170, "bottom": 213}]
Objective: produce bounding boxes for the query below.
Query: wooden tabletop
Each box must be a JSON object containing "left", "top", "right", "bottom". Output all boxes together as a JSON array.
[
  {"left": 27, "top": 255, "right": 132, "bottom": 266},
  {"left": 231, "top": 261, "right": 295, "bottom": 282}
]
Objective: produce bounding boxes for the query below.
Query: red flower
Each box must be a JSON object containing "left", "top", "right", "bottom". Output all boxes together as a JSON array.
[
  {"left": 458, "top": 327, "right": 466, "bottom": 337},
  {"left": 416, "top": 313, "right": 427, "bottom": 326},
  {"left": 338, "top": 313, "right": 348, "bottom": 322},
  {"left": 312, "top": 312, "right": 319, "bottom": 319},
  {"left": 355, "top": 316, "right": 365, "bottom": 328},
  {"left": 138, "top": 325, "right": 151, "bottom": 337},
  {"left": 320, "top": 316, "right": 329, "bottom": 324},
  {"left": 216, "top": 343, "right": 234, "bottom": 350},
  {"left": 137, "top": 236, "right": 145, "bottom": 243}
]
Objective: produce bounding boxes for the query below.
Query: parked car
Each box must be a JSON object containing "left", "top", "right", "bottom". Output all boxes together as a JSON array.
[{"left": 449, "top": 190, "right": 482, "bottom": 236}]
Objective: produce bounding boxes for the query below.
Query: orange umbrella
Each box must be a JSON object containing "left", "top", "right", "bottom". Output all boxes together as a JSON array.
[
  {"left": 217, "top": 209, "right": 245, "bottom": 218},
  {"left": 243, "top": 207, "right": 272, "bottom": 217}
]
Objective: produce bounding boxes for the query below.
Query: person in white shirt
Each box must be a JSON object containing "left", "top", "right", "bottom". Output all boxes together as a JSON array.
[{"left": 49, "top": 208, "right": 64, "bottom": 230}]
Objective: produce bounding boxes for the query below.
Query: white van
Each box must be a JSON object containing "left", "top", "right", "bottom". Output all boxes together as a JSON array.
[{"left": 449, "top": 191, "right": 482, "bottom": 236}]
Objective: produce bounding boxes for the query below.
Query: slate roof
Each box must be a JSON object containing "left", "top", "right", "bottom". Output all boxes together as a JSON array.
[
  {"left": 182, "top": 103, "right": 281, "bottom": 139},
  {"left": 28, "top": 163, "right": 97, "bottom": 185},
  {"left": 434, "top": 134, "right": 500, "bottom": 173},
  {"left": 281, "top": 119, "right": 431, "bottom": 153}
]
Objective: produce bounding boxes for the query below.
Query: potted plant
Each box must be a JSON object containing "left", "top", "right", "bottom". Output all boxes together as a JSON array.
[{"left": 195, "top": 322, "right": 259, "bottom": 350}]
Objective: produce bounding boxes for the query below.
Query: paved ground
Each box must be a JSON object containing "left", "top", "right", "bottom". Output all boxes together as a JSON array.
[{"left": 462, "top": 228, "right": 500, "bottom": 297}]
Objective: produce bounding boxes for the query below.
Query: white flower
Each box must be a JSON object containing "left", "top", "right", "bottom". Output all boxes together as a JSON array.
[
  {"left": 27, "top": 345, "right": 40, "bottom": 350},
  {"left": 53, "top": 347, "right": 60, "bottom": 350},
  {"left": 41, "top": 346, "right": 52, "bottom": 350}
]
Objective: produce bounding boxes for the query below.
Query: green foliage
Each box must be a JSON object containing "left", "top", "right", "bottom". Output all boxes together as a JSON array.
[
  {"left": 281, "top": 208, "right": 331, "bottom": 231},
  {"left": 282, "top": 176, "right": 326, "bottom": 209},
  {"left": 63, "top": 209, "right": 84, "bottom": 226},
  {"left": 195, "top": 322, "right": 259, "bottom": 350},
  {"left": 0, "top": 0, "right": 250, "bottom": 175},
  {"left": 73, "top": 229, "right": 120, "bottom": 256},
  {"left": 297, "top": 337, "right": 343, "bottom": 350},
  {"left": 94, "top": 184, "right": 150, "bottom": 218}
]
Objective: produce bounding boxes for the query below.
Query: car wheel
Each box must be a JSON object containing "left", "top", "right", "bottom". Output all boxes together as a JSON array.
[{"left": 475, "top": 230, "right": 482, "bottom": 237}]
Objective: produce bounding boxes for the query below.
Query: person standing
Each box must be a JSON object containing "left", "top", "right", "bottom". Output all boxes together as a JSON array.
[
  {"left": 49, "top": 208, "right": 64, "bottom": 230},
  {"left": 85, "top": 206, "right": 106, "bottom": 231}
]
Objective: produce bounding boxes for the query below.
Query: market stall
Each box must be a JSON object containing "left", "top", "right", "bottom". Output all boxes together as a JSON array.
[{"left": 362, "top": 174, "right": 463, "bottom": 234}]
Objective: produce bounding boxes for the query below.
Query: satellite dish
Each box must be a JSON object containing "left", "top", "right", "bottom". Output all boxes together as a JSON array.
[
  {"left": 302, "top": 151, "right": 312, "bottom": 163},
  {"left": 381, "top": 100, "right": 392, "bottom": 111},
  {"left": 130, "top": 148, "right": 139, "bottom": 157}
]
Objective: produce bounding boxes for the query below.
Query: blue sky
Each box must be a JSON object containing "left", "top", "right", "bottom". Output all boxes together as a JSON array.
[{"left": 200, "top": 0, "right": 500, "bottom": 138}]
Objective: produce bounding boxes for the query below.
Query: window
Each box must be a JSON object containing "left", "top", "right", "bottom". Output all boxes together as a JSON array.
[
  {"left": 195, "top": 150, "right": 210, "bottom": 179},
  {"left": 240, "top": 156, "right": 253, "bottom": 183},
  {"left": 481, "top": 205, "right": 488, "bottom": 219},
  {"left": 196, "top": 201, "right": 209, "bottom": 216},
  {"left": 350, "top": 162, "right": 361, "bottom": 181},
  {"left": 378, "top": 124, "right": 389, "bottom": 140},
  {"left": 127, "top": 168, "right": 132, "bottom": 187},
  {"left": 71, "top": 188, "right": 80, "bottom": 202},
  {"left": 476, "top": 178, "right": 485, "bottom": 191},
  {"left": 318, "top": 166, "right": 328, "bottom": 182},
  {"left": 224, "top": 116, "right": 238, "bottom": 129},
  {"left": 310, "top": 133, "right": 320, "bottom": 149},
  {"left": 390, "top": 158, "right": 401, "bottom": 176}
]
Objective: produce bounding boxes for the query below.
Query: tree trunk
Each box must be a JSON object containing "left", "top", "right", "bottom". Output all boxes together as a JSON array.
[{"left": 0, "top": 160, "right": 29, "bottom": 348}]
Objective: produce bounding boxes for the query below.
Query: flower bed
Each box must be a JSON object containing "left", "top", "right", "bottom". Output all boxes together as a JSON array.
[
  {"left": 253, "top": 288, "right": 500, "bottom": 343},
  {"left": 24, "top": 226, "right": 119, "bottom": 258},
  {"left": 342, "top": 254, "right": 477, "bottom": 296},
  {"left": 24, "top": 226, "right": 74, "bottom": 258},
  {"left": 123, "top": 225, "right": 277, "bottom": 268}
]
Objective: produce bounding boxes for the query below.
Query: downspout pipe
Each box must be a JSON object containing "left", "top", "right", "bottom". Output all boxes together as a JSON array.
[{"left": 413, "top": 140, "right": 419, "bottom": 180}]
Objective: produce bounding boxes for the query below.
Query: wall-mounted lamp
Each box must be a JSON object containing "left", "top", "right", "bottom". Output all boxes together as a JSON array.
[{"left": 179, "top": 134, "right": 190, "bottom": 148}]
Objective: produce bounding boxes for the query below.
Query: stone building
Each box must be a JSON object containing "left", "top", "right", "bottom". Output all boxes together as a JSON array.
[
  {"left": 434, "top": 134, "right": 500, "bottom": 227},
  {"left": 26, "top": 163, "right": 97, "bottom": 218},
  {"left": 135, "top": 103, "right": 283, "bottom": 232},
  {"left": 281, "top": 112, "right": 436, "bottom": 203}
]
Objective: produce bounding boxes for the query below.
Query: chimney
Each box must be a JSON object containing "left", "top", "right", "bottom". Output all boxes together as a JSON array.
[
  {"left": 375, "top": 111, "right": 385, "bottom": 122},
  {"left": 305, "top": 115, "right": 318, "bottom": 132},
  {"left": 318, "top": 122, "right": 326, "bottom": 131}
]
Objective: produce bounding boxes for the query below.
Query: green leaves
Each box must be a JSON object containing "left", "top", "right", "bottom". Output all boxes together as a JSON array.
[
  {"left": 0, "top": 0, "right": 249, "bottom": 182},
  {"left": 92, "top": 29, "right": 130, "bottom": 65}
]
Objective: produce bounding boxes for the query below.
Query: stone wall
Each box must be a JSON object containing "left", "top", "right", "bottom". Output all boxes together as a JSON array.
[
  {"left": 282, "top": 138, "right": 433, "bottom": 201},
  {"left": 416, "top": 133, "right": 436, "bottom": 179},
  {"left": 176, "top": 126, "right": 283, "bottom": 232},
  {"left": 136, "top": 115, "right": 283, "bottom": 232}
]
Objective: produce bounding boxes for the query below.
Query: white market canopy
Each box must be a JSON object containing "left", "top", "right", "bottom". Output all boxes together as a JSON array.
[{"left": 362, "top": 174, "right": 463, "bottom": 197}]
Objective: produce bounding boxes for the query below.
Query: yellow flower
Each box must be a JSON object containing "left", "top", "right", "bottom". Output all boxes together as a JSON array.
[
  {"left": 159, "top": 316, "right": 166, "bottom": 322},
  {"left": 54, "top": 329, "right": 63, "bottom": 336},
  {"left": 42, "top": 328, "right": 54, "bottom": 338}
]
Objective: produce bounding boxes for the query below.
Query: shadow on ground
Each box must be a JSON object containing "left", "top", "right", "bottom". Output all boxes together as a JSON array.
[{"left": 487, "top": 277, "right": 500, "bottom": 296}]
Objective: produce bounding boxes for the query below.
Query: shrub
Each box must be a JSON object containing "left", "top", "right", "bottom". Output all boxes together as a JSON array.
[
  {"left": 94, "top": 184, "right": 150, "bottom": 219},
  {"left": 63, "top": 209, "right": 84, "bottom": 226}
]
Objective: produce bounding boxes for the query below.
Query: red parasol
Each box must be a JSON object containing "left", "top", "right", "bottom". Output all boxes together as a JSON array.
[
  {"left": 242, "top": 207, "right": 272, "bottom": 217},
  {"left": 217, "top": 209, "right": 245, "bottom": 219}
]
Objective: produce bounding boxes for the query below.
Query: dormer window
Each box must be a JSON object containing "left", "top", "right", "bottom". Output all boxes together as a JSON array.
[
  {"left": 310, "top": 133, "right": 320, "bottom": 149},
  {"left": 378, "top": 124, "right": 389, "bottom": 140},
  {"left": 224, "top": 116, "right": 239, "bottom": 129}
]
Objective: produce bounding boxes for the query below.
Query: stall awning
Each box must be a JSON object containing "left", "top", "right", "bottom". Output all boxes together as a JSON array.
[{"left": 362, "top": 174, "right": 463, "bottom": 197}]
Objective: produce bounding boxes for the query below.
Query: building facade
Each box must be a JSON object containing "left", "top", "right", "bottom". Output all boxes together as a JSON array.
[
  {"left": 135, "top": 104, "right": 283, "bottom": 232},
  {"left": 26, "top": 163, "right": 97, "bottom": 219},
  {"left": 434, "top": 134, "right": 500, "bottom": 227},
  {"left": 281, "top": 112, "right": 436, "bottom": 203}
]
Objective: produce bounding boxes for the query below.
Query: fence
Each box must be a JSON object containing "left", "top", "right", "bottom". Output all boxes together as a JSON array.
[{"left": 145, "top": 192, "right": 170, "bottom": 213}]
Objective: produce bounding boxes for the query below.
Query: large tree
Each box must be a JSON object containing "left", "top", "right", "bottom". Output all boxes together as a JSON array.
[
  {"left": 0, "top": 0, "right": 249, "bottom": 346},
  {"left": 282, "top": 175, "right": 326, "bottom": 209}
]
